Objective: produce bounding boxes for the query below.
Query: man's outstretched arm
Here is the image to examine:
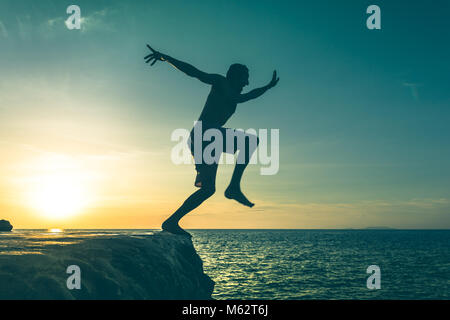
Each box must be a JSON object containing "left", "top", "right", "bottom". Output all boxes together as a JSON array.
[
  {"left": 237, "top": 71, "right": 280, "bottom": 103},
  {"left": 145, "top": 45, "right": 222, "bottom": 85}
]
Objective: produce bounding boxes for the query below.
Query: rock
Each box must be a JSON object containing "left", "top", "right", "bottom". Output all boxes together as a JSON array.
[
  {"left": 0, "top": 220, "right": 12, "bottom": 231},
  {"left": 0, "top": 231, "right": 214, "bottom": 299}
]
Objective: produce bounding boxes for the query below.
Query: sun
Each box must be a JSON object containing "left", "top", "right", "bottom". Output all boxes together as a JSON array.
[
  {"left": 25, "top": 155, "right": 93, "bottom": 220},
  {"left": 30, "top": 174, "right": 88, "bottom": 219},
  {"left": 29, "top": 173, "right": 89, "bottom": 219}
]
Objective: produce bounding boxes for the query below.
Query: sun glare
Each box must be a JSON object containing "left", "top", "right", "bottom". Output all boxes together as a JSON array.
[
  {"left": 26, "top": 155, "right": 92, "bottom": 220},
  {"left": 30, "top": 174, "right": 88, "bottom": 219}
]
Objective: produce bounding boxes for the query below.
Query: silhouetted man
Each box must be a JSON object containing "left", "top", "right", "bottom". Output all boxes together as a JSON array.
[{"left": 145, "top": 45, "right": 279, "bottom": 237}]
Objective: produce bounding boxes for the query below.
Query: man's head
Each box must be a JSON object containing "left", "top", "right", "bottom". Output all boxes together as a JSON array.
[{"left": 226, "top": 63, "right": 249, "bottom": 92}]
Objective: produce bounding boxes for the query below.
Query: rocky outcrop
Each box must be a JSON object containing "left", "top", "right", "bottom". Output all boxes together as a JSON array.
[
  {"left": 0, "top": 231, "right": 214, "bottom": 299},
  {"left": 0, "top": 220, "right": 12, "bottom": 231}
]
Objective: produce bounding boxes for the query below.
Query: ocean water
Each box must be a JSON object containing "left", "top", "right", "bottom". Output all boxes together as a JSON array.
[
  {"left": 1, "top": 229, "right": 449, "bottom": 299},
  {"left": 190, "top": 229, "right": 450, "bottom": 300}
]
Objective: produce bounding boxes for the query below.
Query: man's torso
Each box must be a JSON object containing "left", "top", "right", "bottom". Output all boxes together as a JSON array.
[{"left": 198, "top": 78, "right": 237, "bottom": 129}]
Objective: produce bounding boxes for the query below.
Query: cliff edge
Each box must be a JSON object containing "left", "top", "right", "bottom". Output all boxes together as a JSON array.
[{"left": 0, "top": 231, "right": 214, "bottom": 299}]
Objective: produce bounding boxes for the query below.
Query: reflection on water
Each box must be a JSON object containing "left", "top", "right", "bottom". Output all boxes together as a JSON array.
[
  {"left": 0, "top": 229, "right": 156, "bottom": 255},
  {"left": 48, "top": 228, "right": 63, "bottom": 233},
  {"left": 0, "top": 250, "right": 43, "bottom": 255}
]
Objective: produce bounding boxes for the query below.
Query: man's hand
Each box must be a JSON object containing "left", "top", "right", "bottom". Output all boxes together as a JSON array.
[
  {"left": 144, "top": 45, "right": 166, "bottom": 66},
  {"left": 268, "top": 70, "right": 280, "bottom": 88},
  {"left": 236, "top": 70, "right": 280, "bottom": 103}
]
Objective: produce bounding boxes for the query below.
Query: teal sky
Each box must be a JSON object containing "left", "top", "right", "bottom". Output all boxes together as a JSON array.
[{"left": 1, "top": 0, "right": 449, "bottom": 229}]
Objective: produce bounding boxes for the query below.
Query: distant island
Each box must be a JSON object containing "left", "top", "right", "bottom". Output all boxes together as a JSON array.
[
  {"left": 0, "top": 220, "right": 13, "bottom": 232},
  {"left": 365, "top": 226, "right": 396, "bottom": 230}
]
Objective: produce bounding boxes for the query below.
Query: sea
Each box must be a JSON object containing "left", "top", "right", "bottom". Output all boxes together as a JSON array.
[{"left": 1, "top": 229, "right": 449, "bottom": 299}]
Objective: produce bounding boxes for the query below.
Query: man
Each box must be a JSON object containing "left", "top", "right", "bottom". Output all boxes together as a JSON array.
[{"left": 144, "top": 44, "right": 279, "bottom": 237}]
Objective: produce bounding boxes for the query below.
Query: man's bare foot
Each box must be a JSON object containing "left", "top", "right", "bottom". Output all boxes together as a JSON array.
[
  {"left": 224, "top": 186, "right": 255, "bottom": 207},
  {"left": 162, "top": 219, "right": 192, "bottom": 238}
]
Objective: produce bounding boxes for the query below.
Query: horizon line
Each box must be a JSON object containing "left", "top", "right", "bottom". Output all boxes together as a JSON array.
[{"left": 11, "top": 228, "right": 450, "bottom": 231}]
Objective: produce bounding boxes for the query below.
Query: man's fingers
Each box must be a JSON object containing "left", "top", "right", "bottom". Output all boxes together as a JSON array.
[
  {"left": 146, "top": 44, "right": 156, "bottom": 53},
  {"left": 150, "top": 59, "right": 158, "bottom": 66},
  {"left": 271, "top": 72, "right": 277, "bottom": 81},
  {"left": 145, "top": 53, "right": 162, "bottom": 62},
  {"left": 271, "top": 71, "right": 279, "bottom": 85},
  {"left": 145, "top": 57, "right": 155, "bottom": 64}
]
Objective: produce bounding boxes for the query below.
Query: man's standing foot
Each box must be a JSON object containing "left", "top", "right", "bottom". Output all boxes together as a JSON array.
[{"left": 162, "top": 219, "right": 192, "bottom": 238}]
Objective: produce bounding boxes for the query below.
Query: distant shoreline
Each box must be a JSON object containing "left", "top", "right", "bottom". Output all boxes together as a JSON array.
[{"left": 8, "top": 228, "right": 450, "bottom": 231}]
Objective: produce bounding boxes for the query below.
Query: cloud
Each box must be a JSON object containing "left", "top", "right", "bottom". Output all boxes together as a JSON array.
[
  {"left": 259, "top": 198, "right": 450, "bottom": 214},
  {"left": 211, "top": 197, "right": 450, "bottom": 228},
  {"left": 78, "top": 8, "right": 117, "bottom": 33},
  {"left": 403, "top": 82, "right": 422, "bottom": 101},
  {"left": 43, "top": 7, "right": 116, "bottom": 34},
  {"left": 0, "top": 20, "right": 8, "bottom": 38}
]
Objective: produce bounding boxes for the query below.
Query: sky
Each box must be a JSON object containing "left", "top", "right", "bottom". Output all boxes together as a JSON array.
[{"left": 0, "top": 0, "right": 449, "bottom": 229}]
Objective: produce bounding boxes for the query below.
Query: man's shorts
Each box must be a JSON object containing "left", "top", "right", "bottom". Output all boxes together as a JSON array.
[{"left": 187, "top": 124, "right": 257, "bottom": 188}]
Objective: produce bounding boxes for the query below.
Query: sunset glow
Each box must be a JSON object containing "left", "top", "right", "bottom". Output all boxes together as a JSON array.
[
  {"left": 1, "top": 1, "right": 449, "bottom": 229},
  {"left": 28, "top": 173, "right": 89, "bottom": 219},
  {"left": 23, "top": 155, "right": 93, "bottom": 220}
]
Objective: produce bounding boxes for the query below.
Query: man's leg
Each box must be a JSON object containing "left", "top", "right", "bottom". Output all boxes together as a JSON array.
[
  {"left": 224, "top": 131, "right": 259, "bottom": 207},
  {"left": 162, "top": 165, "right": 217, "bottom": 236}
]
